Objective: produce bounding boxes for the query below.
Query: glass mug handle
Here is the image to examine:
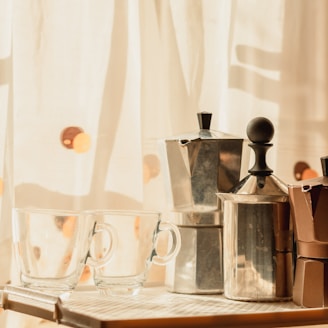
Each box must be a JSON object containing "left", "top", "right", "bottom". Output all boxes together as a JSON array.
[
  {"left": 87, "top": 222, "right": 117, "bottom": 268},
  {"left": 152, "top": 221, "right": 181, "bottom": 266}
]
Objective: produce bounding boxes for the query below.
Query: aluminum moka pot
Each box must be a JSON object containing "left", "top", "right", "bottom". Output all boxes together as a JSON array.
[
  {"left": 164, "top": 112, "right": 248, "bottom": 294},
  {"left": 289, "top": 156, "right": 328, "bottom": 308},
  {"left": 217, "top": 117, "right": 293, "bottom": 301}
]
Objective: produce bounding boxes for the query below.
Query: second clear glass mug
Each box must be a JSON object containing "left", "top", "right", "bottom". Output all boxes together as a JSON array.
[{"left": 91, "top": 210, "right": 181, "bottom": 296}]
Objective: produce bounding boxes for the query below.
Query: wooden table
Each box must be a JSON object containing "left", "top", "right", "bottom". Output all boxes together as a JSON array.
[{"left": 1, "top": 285, "right": 328, "bottom": 328}]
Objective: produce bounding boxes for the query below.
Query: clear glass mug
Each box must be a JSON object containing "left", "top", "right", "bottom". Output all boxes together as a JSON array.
[
  {"left": 92, "top": 210, "right": 181, "bottom": 296},
  {"left": 12, "top": 208, "right": 116, "bottom": 295}
]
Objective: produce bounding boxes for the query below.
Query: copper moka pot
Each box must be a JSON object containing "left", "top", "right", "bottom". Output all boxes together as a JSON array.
[
  {"left": 164, "top": 112, "right": 248, "bottom": 294},
  {"left": 217, "top": 117, "right": 293, "bottom": 301},
  {"left": 288, "top": 156, "right": 328, "bottom": 307}
]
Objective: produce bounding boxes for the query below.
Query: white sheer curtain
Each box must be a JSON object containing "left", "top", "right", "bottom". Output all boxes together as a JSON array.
[
  {"left": 11, "top": 0, "right": 231, "bottom": 214},
  {"left": 1, "top": 0, "right": 328, "bottom": 326}
]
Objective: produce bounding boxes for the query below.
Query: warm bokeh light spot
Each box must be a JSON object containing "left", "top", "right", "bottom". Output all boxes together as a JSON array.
[
  {"left": 302, "top": 168, "right": 318, "bottom": 180},
  {"left": 73, "top": 132, "right": 91, "bottom": 153},
  {"left": 61, "top": 126, "right": 84, "bottom": 149},
  {"left": 79, "top": 265, "right": 91, "bottom": 282},
  {"left": 63, "top": 253, "right": 72, "bottom": 267},
  {"left": 62, "top": 216, "right": 77, "bottom": 238},
  {"left": 143, "top": 154, "right": 160, "bottom": 184},
  {"left": 294, "top": 161, "right": 318, "bottom": 181},
  {"left": 134, "top": 216, "right": 140, "bottom": 239},
  {"left": 33, "top": 246, "right": 41, "bottom": 260}
]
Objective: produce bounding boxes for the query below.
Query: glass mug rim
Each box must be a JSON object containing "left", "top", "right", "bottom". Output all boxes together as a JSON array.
[
  {"left": 14, "top": 207, "right": 87, "bottom": 216},
  {"left": 89, "top": 209, "right": 161, "bottom": 217},
  {"left": 14, "top": 208, "right": 161, "bottom": 216}
]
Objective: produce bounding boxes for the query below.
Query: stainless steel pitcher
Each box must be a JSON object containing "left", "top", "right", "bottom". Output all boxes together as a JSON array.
[
  {"left": 217, "top": 117, "right": 293, "bottom": 301},
  {"left": 164, "top": 112, "right": 248, "bottom": 294}
]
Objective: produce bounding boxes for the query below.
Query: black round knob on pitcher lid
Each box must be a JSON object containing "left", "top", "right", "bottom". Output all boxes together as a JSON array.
[
  {"left": 247, "top": 117, "right": 274, "bottom": 143},
  {"left": 247, "top": 117, "right": 274, "bottom": 176}
]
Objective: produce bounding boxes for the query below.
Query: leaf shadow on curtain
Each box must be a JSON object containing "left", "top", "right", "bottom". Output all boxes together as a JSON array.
[
  {"left": 0, "top": 53, "right": 14, "bottom": 285},
  {"left": 15, "top": 0, "right": 141, "bottom": 210},
  {"left": 0, "top": 57, "right": 11, "bottom": 85},
  {"left": 139, "top": 0, "right": 205, "bottom": 136},
  {"left": 228, "top": 0, "right": 328, "bottom": 174},
  {"left": 0, "top": 55, "right": 13, "bottom": 216}
]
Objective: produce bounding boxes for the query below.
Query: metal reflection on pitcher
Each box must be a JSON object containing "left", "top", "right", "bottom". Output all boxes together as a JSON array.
[{"left": 217, "top": 117, "right": 293, "bottom": 301}]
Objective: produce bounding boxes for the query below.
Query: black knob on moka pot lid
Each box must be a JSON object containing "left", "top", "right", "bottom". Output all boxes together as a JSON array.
[
  {"left": 197, "top": 112, "right": 212, "bottom": 130},
  {"left": 247, "top": 117, "right": 274, "bottom": 176},
  {"left": 321, "top": 156, "right": 328, "bottom": 176},
  {"left": 196, "top": 111, "right": 213, "bottom": 138}
]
